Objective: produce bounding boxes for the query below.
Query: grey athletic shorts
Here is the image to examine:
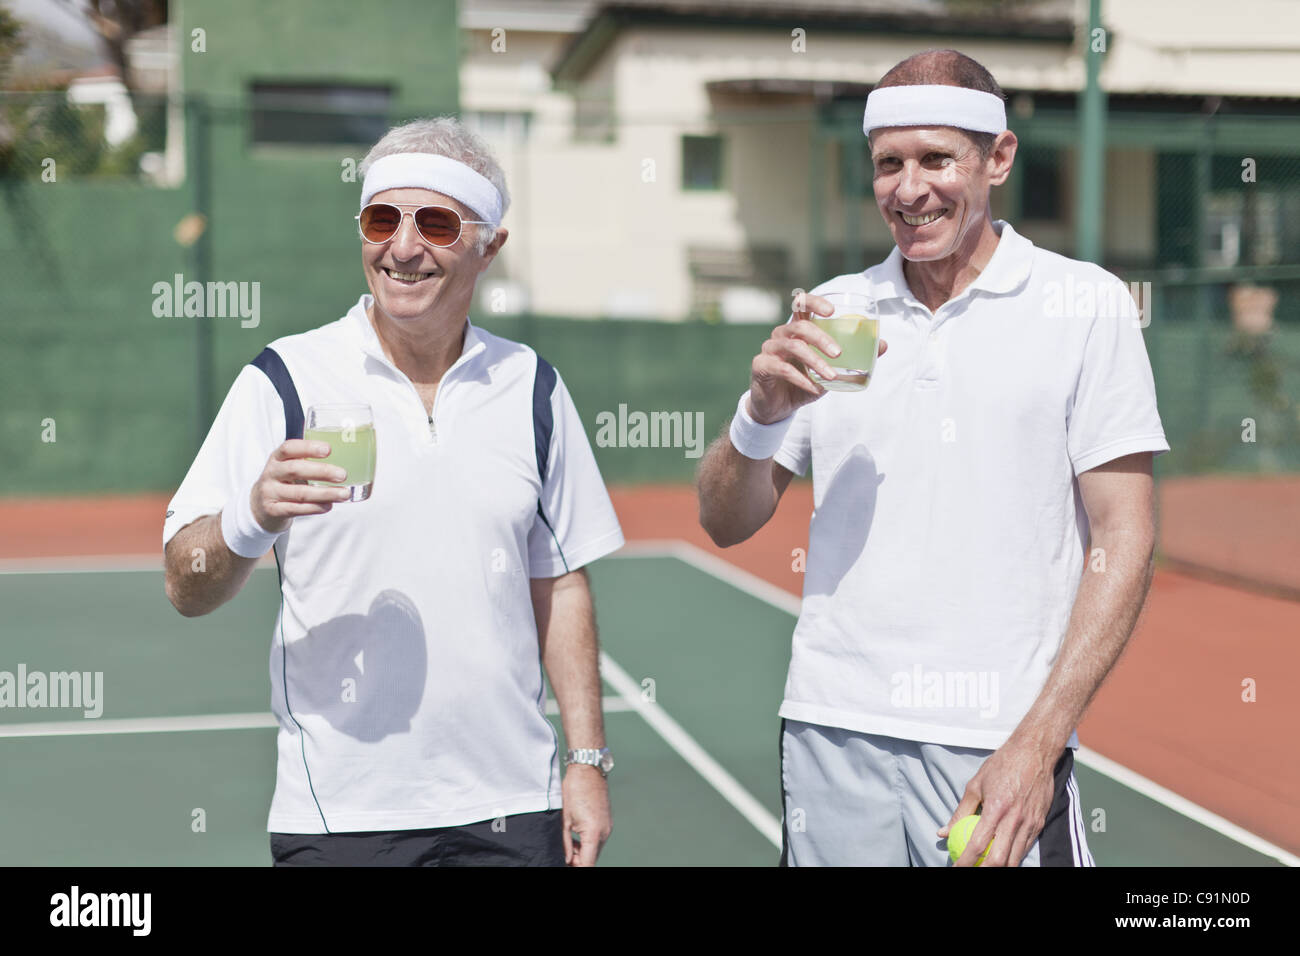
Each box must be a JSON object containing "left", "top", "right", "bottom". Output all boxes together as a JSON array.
[{"left": 779, "top": 718, "right": 1095, "bottom": 866}]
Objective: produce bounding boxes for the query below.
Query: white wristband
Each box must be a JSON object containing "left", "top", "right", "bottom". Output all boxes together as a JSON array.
[
  {"left": 728, "top": 390, "right": 794, "bottom": 461},
  {"left": 221, "top": 487, "right": 283, "bottom": 558}
]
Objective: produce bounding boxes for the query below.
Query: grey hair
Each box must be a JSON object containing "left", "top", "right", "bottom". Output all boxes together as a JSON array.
[{"left": 360, "top": 116, "right": 510, "bottom": 256}]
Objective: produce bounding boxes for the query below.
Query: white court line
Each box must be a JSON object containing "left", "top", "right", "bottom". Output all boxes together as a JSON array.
[
  {"left": 614, "top": 540, "right": 1299, "bottom": 867},
  {"left": 600, "top": 650, "right": 783, "bottom": 849},
  {"left": 0, "top": 554, "right": 277, "bottom": 574},
  {"left": 612, "top": 539, "right": 802, "bottom": 616},
  {"left": 0, "top": 697, "right": 635, "bottom": 739},
  {"left": 0, "top": 554, "right": 164, "bottom": 574},
  {"left": 1075, "top": 747, "right": 1300, "bottom": 867}
]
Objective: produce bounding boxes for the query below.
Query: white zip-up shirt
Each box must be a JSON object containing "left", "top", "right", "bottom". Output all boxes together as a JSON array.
[
  {"left": 164, "top": 294, "right": 624, "bottom": 832},
  {"left": 773, "top": 222, "right": 1169, "bottom": 750}
]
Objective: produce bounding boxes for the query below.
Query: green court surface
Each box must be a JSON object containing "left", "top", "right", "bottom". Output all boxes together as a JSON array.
[{"left": 0, "top": 554, "right": 1288, "bottom": 867}]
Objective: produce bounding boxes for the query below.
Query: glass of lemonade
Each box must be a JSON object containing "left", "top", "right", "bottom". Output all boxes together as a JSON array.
[
  {"left": 305, "top": 404, "right": 376, "bottom": 502},
  {"left": 806, "top": 291, "right": 879, "bottom": 392}
]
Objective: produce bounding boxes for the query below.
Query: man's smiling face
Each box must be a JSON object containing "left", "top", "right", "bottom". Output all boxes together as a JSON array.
[
  {"left": 360, "top": 186, "right": 495, "bottom": 326},
  {"left": 870, "top": 126, "right": 997, "bottom": 264}
]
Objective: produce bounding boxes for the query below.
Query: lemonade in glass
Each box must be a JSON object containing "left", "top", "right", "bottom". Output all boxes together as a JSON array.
[
  {"left": 305, "top": 404, "right": 376, "bottom": 502},
  {"left": 806, "top": 292, "right": 878, "bottom": 392}
]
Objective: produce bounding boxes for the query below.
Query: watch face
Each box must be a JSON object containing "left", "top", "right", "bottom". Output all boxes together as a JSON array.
[{"left": 599, "top": 751, "right": 615, "bottom": 773}]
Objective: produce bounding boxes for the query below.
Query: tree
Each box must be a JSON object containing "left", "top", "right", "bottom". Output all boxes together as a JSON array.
[
  {"left": 0, "top": 7, "right": 24, "bottom": 87},
  {"left": 57, "top": 0, "right": 168, "bottom": 93}
]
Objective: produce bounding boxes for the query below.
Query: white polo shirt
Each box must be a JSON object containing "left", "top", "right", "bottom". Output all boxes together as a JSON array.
[
  {"left": 163, "top": 293, "right": 624, "bottom": 833},
  {"left": 773, "top": 221, "right": 1169, "bottom": 750}
]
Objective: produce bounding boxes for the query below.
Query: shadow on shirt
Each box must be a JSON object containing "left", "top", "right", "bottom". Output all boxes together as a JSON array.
[
  {"left": 804, "top": 444, "right": 884, "bottom": 598},
  {"left": 283, "top": 589, "right": 426, "bottom": 741}
]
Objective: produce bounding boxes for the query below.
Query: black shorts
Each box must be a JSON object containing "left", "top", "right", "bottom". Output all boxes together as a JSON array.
[{"left": 270, "top": 809, "right": 566, "bottom": 867}]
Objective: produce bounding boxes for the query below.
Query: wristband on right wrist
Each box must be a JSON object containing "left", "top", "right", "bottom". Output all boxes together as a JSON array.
[
  {"left": 221, "top": 486, "right": 283, "bottom": 558},
  {"left": 728, "top": 390, "right": 794, "bottom": 461}
]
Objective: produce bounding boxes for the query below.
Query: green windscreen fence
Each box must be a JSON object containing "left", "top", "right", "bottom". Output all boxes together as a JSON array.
[{"left": 3, "top": 93, "right": 1298, "bottom": 540}]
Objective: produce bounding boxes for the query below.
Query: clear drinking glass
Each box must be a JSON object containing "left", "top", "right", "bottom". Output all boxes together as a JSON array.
[
  {"left": 304, "top": 404, "right": 376, "bottom": 502},
  {"left": 806, "top": 292, "right": 879, "bottom": 393}
]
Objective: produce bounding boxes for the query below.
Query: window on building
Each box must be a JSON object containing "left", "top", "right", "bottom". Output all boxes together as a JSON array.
[
  {"left": 573, "top": 86, "right": 614, "bottom": 143},
  {"left": 250, "top": 82, "right": 392, "bottom": 145},
  {"left": 838, "top": 141, "right": 872, "bottom": 198},
  {"left": 1020, "top": 146, "right": 1063, "bottom": 220},
  {"left": 463, "top": 111, "right": 532, "bottom": 144},
  {"left": 682, "top": 135, "right": 724, "bottom": 191}
]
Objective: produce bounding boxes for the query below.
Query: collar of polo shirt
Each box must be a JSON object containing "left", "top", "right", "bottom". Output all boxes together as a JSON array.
[
  {"left": 350, "top": 293, "right": 488, "bottom": 370},
  {"left": 872, "top": 220, "right": 1033, "bottom": 306}
]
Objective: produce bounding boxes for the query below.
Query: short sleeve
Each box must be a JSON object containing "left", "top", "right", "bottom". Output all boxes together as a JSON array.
[
  {"left": 163, "top": 365, "right": 286, "bottom": 548},
  {"left": 773, "top": 403, "right": 813, "bottom": 477},
  {"left": 527, "top": 370, "right": 625, "bottom": 577},
  {"left": 1067, "top": 279, "right": 1171, "bottom": 475}
]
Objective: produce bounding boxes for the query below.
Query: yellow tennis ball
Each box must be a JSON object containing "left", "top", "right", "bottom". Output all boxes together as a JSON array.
[{"left": 947, "top": 814, "right": 990, "bottom": 865}]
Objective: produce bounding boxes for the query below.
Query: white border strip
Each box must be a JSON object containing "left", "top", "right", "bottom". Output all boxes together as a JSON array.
[
  {"left": 0, "top": 712, "right": 279, "bottom": 737},
  {"left": 600, "top": 650, "right": 782, "bottom": 849},
  {"left": 0, "top": 554, "right": 164, "bottom": 574},
  {"left": 1076, "top": 746, "right": 1299, "bottom": 867},
  {"left": 0, "top": 553, "right": 278, "bottom": 574}
]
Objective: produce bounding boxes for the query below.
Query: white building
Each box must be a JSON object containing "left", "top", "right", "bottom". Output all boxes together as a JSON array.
[{"left": 461, "top": 0, "right": 1300, "bottom": 321}]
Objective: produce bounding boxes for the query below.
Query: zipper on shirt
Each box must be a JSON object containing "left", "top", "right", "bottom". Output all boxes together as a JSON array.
[
  {"left": 427, "top": 382, "right": 442, "bottom": 443},
  {"left": 393, "top": 374, "right": 438, "bottom": 445},
  {"left": 362, "top": 343, "right": 455, "bottom": 445}
]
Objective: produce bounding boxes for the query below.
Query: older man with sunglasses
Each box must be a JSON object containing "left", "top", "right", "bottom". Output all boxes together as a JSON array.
[{"left": 163, "top": 117, "right": 624, "bottom": 867}]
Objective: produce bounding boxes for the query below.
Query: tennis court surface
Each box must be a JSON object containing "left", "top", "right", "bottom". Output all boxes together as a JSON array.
[{"left": 0, "top": 487, "right": 1295, "bottom": 866}]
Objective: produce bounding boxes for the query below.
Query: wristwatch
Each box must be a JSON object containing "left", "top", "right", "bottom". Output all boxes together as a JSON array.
[{"left": 565, "top": 747, "right": 614, "bottom": 777}]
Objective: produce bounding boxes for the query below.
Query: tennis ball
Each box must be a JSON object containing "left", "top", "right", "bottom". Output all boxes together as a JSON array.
[{"left": 947, "top": 814, "right": 990, "bottom": 865}]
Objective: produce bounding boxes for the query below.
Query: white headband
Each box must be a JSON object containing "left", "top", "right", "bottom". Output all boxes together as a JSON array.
[
  {"left": 863, "top": 84, "right": 1007, "bottom": 135},
  {"left": 360, "top": 152, "right": 504, "bottom": 226}
]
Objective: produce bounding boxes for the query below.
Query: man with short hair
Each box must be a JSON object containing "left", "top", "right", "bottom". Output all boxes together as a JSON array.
[
  {"left": 697, "top": 50, "right": 1169, "bottom": 866},
  {"left": 163, "top": 117, "right": 623, "bottom": 866}
]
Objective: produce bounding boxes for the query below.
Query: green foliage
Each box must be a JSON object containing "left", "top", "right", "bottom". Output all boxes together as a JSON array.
[
  {"left": 0, "top": 8, "right": 23, "bottom": 85},
  {"left": 1226, "top": 331, "right": 1290, "bottom": 413},
  {"left": 0, "top": 91, "right": 106, "bottom": 177},
  {"left": 0, "top": 90, "right": 166, "bottom": 180}
]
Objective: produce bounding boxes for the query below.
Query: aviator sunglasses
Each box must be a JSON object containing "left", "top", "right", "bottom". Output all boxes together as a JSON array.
[{"left": 355, "top": 202, "right": 491, "bottom": 247}]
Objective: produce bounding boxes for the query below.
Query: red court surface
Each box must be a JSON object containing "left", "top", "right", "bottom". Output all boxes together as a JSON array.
[{"left": 1158, "top": 475, "right": 1300, "bottom": 597}]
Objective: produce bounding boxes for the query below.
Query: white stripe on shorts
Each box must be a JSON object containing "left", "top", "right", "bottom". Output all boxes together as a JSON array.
[{"left": 1067, "top": 773, "right": 1095, "bottom": 867}]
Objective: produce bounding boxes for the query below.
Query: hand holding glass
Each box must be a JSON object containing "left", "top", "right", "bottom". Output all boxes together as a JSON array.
[
  {"left": 805, "top": 292, "right": 879, "bottom": 392},
  {"left": 304, "top": 404, "right": 376, "bottom": 502}
]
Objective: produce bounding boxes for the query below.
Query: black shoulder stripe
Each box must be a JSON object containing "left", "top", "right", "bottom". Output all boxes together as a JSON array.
[
  {"left": 251, "top": 347, "right": 304, "bottom": 441},
  {"left": 532, "top": 353, "right": 557, "bottom": 483}
]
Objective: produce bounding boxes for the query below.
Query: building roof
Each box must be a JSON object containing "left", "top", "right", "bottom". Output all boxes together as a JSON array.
[
  {"left": 551, "top": 0, "right": 1077, "bottom": 83},
  {"left": 460, "top": 0, "right": 599, "bottom": 33}
]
